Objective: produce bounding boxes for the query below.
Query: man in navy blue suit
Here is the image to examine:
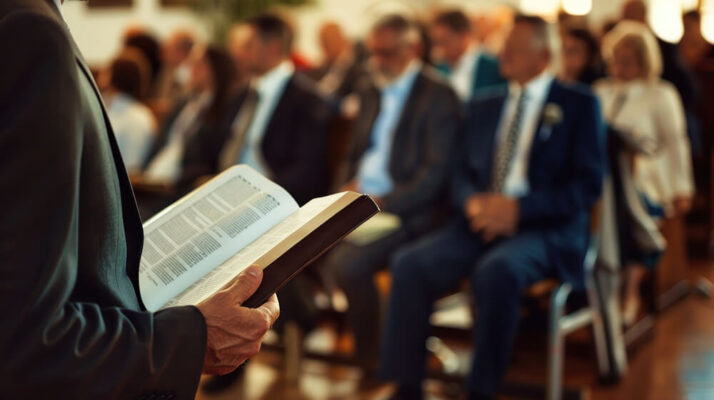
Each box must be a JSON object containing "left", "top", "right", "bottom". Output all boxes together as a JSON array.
[
  {"left": 380, "top": 15, "right": 605, "bottom": 400},
  {"left": 430, "top": 9, "right": 506, "bottom": 102}
]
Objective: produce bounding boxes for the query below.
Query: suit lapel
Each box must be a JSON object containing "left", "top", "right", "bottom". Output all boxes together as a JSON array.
[
  {"left": 263, "top": 75, "right": 295, "bottom": 149},
  {"left": 388, "top": 71, "right": 427, "bottom": 173},
  {"left": 60, "top": 19, "right": 145, "bottom": 305},
  {"left": 353, "top": 86, "right": 381, "bottom": 163},
  {"left": 528, "top": 80, "right": 561, "bottom": 165}
]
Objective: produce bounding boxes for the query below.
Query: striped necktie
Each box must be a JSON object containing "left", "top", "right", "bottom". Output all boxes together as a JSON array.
[
  {"left": 490, "top": 89, "right": 527, "bottom": 193},
  {"left": 218, "top": 88, "right": 259, "bottom": 172}
]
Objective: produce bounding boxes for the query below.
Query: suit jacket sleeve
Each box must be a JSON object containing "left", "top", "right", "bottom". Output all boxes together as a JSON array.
[
  {"left": 518, "top": 92, "right": 605, "bottom": 224},
  {"left": 381, "top": 86, "right": 462, "bottom": 216},
  {"left": 0, "top": 11, "right": 206, "bottom": 399}
]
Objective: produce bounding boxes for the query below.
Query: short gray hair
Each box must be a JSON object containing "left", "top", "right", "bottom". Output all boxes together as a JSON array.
[
  {"left": 371, "top": 14, "right": 421, "bottom": 46},
  {"left": 514, "top": 14, "right": 553, "bottom": 53}
]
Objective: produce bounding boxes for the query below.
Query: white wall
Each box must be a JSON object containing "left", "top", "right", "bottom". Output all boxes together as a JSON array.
[
  {"left": 61, "top": 0, "right": 207, "bottom": 66},
  {"left": 61, "top": 0, "right": 629, "bottom": 67}
]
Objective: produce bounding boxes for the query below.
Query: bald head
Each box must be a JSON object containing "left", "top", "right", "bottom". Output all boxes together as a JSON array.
[{"left": 622, "top": 0, "right": 647, "bottom": 24}]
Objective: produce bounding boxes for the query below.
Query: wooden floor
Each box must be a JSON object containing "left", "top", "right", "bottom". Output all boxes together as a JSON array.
[{"left": 196, "top": 262, "right": 714, "bottom": 400}]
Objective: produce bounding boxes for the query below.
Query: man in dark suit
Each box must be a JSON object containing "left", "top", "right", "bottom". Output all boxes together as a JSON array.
[
  {"left": 430, "top": 9, "right": 506, "bottom": 102},
  {"left": 0, "top": 1, "right": 279, "bottom": 398},
  {"left": 380, "top": 15, "right": 605, "bottom": 400},
  {"left": 322, "top": 14, "right": 462, "bottom": 379},
  {"left": 217, "top": 13, "right": 331, "bottom": 206},
  {"left": 201, "top": 13, "right": 331, "bottom": 392}
]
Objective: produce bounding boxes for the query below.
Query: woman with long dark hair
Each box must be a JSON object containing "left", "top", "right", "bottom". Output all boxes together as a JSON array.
[{"left": 135, "top": 45, "right": 239, "bottom": 220}]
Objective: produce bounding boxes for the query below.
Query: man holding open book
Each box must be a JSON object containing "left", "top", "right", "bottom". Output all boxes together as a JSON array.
[{"left": 0, "top": 0, "right": 280, "bottom": 398}]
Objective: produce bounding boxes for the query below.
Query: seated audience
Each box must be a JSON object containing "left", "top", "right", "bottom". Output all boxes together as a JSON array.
[
  {"left": 155, "top": 30, "right": 195, "bottom": 107},
  {"left": 216, "top": 13, "right": 332, "bottom": 205},
  {"left": 430, "top": 9, "right": 505, "bottom": 102},
  {"left": 595, "top": 21, "right": 695, "bottom": 326},
  {"left": 560, "top": 27, "right": 605, "bottom": 85},
  {"left": 135, "top": 45, "right": 238, "bottom": 218},
  {"left": 380, "top": 15, "right": 605, "bottom": 400},
  {"left": 102, "top": 48, "right": 157, "bottom": 173},
  {"left": 322, "top": 14, "right": 462, "bottom": 381},
  {"left": 200, "top": 13, "right": 332, "bottom": 393}
]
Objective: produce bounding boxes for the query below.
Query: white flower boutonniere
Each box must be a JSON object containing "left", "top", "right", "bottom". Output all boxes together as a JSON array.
[{"left": 539, "top": 103, "right": 563, "bottom": 141}]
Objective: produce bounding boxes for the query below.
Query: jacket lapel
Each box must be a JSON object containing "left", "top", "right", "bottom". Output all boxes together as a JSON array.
[
  {"left": 528, "top": 80, "right": 561, "bottom": 166},
  {"left": 64, "top": 25, "right": 146, "bottom": 306},
  {"left": 388, "top": 70, "right": 427, "bottom": 174},
  {"left": 353, "top": 86, "right": 381, "bottom": 163}
]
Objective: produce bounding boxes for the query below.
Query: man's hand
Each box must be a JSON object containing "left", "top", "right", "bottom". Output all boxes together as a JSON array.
[
  {"left": 196, "top": 265, "right": 280, "bottom": 376},
  {"left": 465, "top": 193, "right": 520, "bottom": 242}
]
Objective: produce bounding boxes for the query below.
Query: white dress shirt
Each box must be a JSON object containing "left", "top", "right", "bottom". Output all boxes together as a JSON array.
[
  {"left": 449, "top": 46, "right": 480, "bottom": 102},
  {"left": 238, "top": 60, "right": 295, "bottom": 175},
  {"left": 106, "top": 93, "right": 156, "bottom": 172},
  {"left": 495, "top": 71, "right": 555, "bottom": 197},
  {"left": 356, "top": 61, "right": 422, "bottom": 196},
  {"left": 594, "top": 78, "right": 694, "bottom": 215}
]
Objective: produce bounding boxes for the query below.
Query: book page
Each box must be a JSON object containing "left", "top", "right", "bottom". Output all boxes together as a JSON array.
[
  {"left": 163, "top": 192, "right": 357, "bottom": 308},
  {"left": 139, "top": 165, "right": 299, "bottom": 312}
]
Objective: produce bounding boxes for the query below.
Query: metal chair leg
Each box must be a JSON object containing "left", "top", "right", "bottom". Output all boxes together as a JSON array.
[
  {"left": 547, "top": 283, "right": 572, "bottom": 400},
  {"left": 585, "top": 267, "right": 611, "bottom": 378}
]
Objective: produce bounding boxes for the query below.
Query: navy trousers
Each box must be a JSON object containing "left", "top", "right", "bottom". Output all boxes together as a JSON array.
[{"left": 379, "top": 220, "right": 554, "bottom": 397}]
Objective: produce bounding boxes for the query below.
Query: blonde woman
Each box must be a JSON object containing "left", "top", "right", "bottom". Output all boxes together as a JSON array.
[{"left": 595, "top": 21, "right": 695, "bottom": 325}]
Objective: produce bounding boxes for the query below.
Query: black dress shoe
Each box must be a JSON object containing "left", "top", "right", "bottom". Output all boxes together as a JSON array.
[{"left": 200, "top": 362, "right": 247, "bottom": 394}]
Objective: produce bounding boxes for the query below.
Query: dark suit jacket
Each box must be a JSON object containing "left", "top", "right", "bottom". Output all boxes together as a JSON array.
[
  {"left": 452, "top": 80, "right": 605, "bottom": 286},
  {"left": 0, "top": 1, "right": 206, "bottom": 398},
  {"left": 222, "top": 73, "right": 332, "bottom": 205},
  {"left": 341, "top": 67, "right": 462, "bottom": 234}
]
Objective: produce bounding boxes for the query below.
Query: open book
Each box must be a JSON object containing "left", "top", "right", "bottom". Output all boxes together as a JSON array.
[{"left": 139, "top": 165, "right": 379, "bottom": 311}]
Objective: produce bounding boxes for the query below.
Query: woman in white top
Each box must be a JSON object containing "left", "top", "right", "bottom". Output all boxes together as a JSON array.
[
  {"left": 103, "top": 48, "right": 157, "bottom": 173},
  {"left": 595, "top": 21, "right": 695, "bottom": 325}
]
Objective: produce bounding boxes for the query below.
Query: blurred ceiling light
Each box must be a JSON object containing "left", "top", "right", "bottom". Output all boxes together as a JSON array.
[
  {"left": 703, "top": 2, "right": 714, "bottom": 44},
  {"left": 520, "top": 0, "right": 560, "bottom": 21},
  {"left": 649, "top": 0, "right": 684, "bottom": 43},
  {"left": 562, "top": 0, "right": 592, "bottom": 16}
]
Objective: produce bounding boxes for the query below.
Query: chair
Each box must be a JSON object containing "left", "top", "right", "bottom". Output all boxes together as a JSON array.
[{"left": 428, "top": 205, "right": 627, "bottom": 399}]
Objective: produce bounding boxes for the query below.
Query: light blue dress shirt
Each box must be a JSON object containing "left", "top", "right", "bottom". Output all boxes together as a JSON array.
[{"left": 356, "top": 62, "right": 421, "bottom": 196}]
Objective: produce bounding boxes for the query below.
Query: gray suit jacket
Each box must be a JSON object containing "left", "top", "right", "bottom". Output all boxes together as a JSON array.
[
  {"left": 341, "top": 67, "right": 462, "bottom": 234},
  {"left": 0, "top": 1, "right": 206, "bottom": 398}
]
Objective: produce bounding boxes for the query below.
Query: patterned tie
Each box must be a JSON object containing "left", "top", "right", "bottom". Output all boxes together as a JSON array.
[
  {"left": 490, "top": 89, "right": 527, "bottom": 193},
  {"left": 218, "top": 88, "right": 259, "bottom": 172}
]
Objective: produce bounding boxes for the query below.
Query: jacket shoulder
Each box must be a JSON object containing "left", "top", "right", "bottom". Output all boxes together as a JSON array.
[{"left": 418, "top": 66, "right": 460, "bottom": 102}]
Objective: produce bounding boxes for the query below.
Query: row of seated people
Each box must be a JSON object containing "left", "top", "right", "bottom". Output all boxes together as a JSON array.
[{"left": 99, "top": 7, "right": 694, "bottom": 400}]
